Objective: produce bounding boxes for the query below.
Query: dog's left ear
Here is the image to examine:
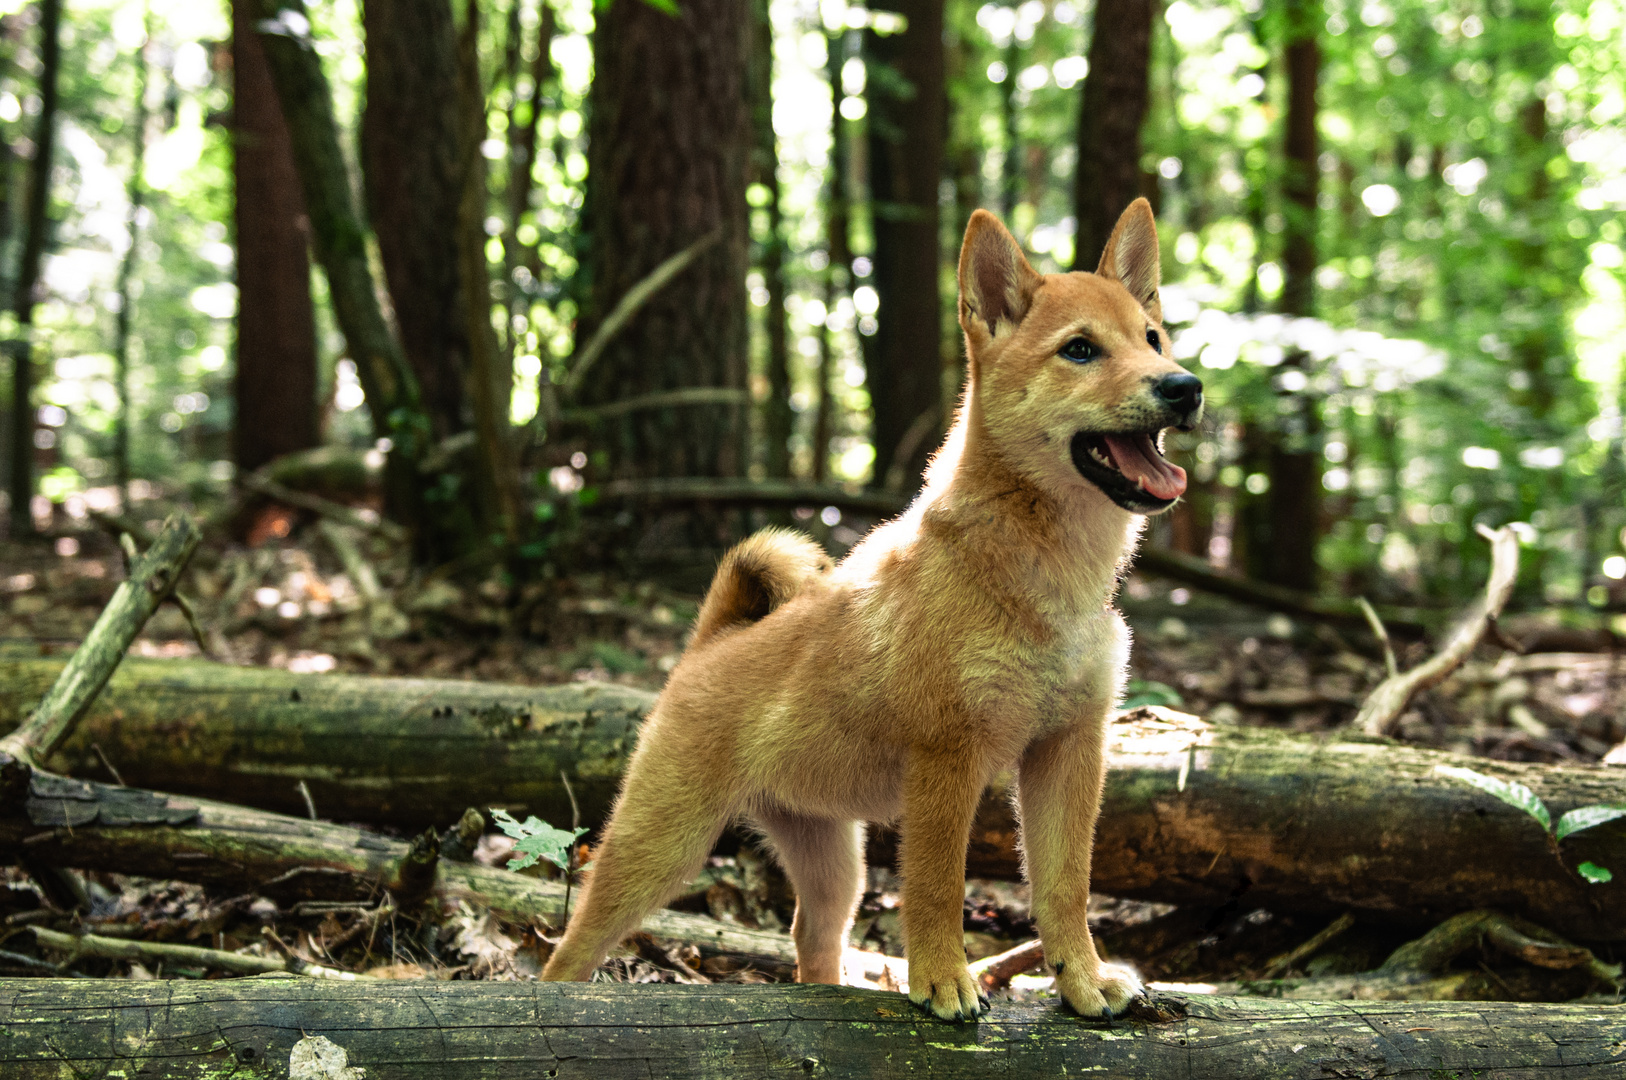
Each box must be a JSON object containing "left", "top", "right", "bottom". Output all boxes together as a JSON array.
[
  {"left": 958, "top": 209, "right": 1041, "bottom": 337},
  {"left": 1096, "top": 198, "right": 1162, "bottom": 323}
]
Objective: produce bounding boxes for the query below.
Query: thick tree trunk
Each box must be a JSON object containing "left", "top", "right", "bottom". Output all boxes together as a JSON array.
[
  {"left": 1262, "top": 0, "right": 1322, "bottom": 592},
  {"left": 360, "top": 0, "right": 469, "bottom": 446},
  {"left": 5, "top": 0, "right": 60, "bottom": 537},
  {"left": 232, "top": 0, "right": 319, "bottom": 476},
  {"left": 0, "top": 981, "right": 1620, "bottom": 1080},
  {"left": 1071, "top": 0, "right": 1152, "bottom": 271},
  {"left": 6, "top": 662, "right": 1625, "bottom": 941},
  {"left": 864, "top": 0, "right": 944, "bottom": 492},
  {"left": 578, "top": 0, "right": 750, "bottom": 488}
]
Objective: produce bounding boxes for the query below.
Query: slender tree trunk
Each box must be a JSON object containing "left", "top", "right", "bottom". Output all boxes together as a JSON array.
[
  {"left": 864, "top": 0, "right": 944, "bottom": 492},
  {"left": 750, "top": 0, "right": 790, "bottom": 479},
  {"left": 1262, "top": 0, "right": 1321, "bottom": 592},
  {"left": 812, "top": 30, "right": 853, "bottom": 485},
  {"left": 1071, "top": 0, "right": 1152, "bottom": 271},
  {"left": 6, "top": 0, "right": 60, "bottom": 538},
  {"left": 253, "top": 0, "right": 426, "bottom": 528},
  {"left": 114, "top": 27, "right": 151, "bottom": 500},
  {"left": 578, "top": 0, "right": 750, "bottom": 493},
  {"left": 999, "top": 37, "right": 1019, "bottom": 222},
  {"left": 231, "top": 0, "right": 318, "bottom": 478},
  {"left": 501, "top": 1, "right": 554, "bottom": 374}
]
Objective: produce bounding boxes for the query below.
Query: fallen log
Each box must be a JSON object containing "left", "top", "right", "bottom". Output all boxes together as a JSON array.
[
  {"left": 0, "top": 760, "right": 801, "bottom": 975},
  {"left": 4, "top": 662, "right": 1623, "bottom": 940},
  {"left": 0, "top": 979, "right": 1619, "bottom": 1079}
]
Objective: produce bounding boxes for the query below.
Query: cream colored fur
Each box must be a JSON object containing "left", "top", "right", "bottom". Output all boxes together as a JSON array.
[{"left": 541, "top": 200, "right": 1201, "bottom": 1022}]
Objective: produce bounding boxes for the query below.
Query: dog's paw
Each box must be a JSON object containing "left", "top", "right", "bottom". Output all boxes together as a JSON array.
[
  {"left": 1054, "top": 959, "right": 1144, "bottom": 1019},
  {"left": 907, "top": 961, "right": 990, "bottom": 1022}
]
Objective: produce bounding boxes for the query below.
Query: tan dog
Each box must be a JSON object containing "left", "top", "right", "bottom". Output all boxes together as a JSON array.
[{"left": 541, "top": 199, "right": 1203, "bottom": 1021}]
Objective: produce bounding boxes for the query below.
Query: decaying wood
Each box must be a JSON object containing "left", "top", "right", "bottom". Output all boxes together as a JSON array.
[
  {"left": 0, "top": 763, "right": 801, "bottom": 974},
  {"left": 1358, "top": 524, "right": 1521, "bottom": 736},
  {"left": 0, "top": 515, "right": 199, "bottom": 767},
  {"left": 5, "top": 665, "right": 1622, "bottom": 940},
  {"left": 242, "top": 471, "right": 407, "bottom": 542},
  {"left": 0, "top": 980, "right": 1620, "bottom": 1079}
]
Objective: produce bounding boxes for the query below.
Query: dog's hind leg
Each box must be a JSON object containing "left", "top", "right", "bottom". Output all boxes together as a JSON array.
[
  {"left": 754, "top": 810, "right": 865, "bottom": 984},
  {"left": 540, "top": 744, "right": 738, "bottom": 982}
]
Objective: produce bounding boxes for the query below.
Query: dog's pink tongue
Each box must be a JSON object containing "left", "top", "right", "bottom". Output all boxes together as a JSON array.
[{"left": 1102, "top": 434, "right": 1187, "bottom": 500}]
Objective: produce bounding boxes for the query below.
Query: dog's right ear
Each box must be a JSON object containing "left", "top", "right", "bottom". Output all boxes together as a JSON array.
[{"left": 958, "top": 210, "right": 1041, "bottom": 337}]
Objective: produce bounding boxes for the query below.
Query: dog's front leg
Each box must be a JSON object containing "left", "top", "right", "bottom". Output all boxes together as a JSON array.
[
  {"left": 1017, "top": 713, "right": 1144, "bottom": 1017},
  {"left": 901, "top": 748, "right": 990, "bottom": 1021}
]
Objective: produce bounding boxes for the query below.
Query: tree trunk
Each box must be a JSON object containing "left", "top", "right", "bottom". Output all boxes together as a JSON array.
[
  {"left": 5, "top": 0, "right": 60, "bottom": 537},
  {"left": 253, "top": 0, "right": 426, "bottom": 526},
  {"left": 0, "top": 981, "right": 1620, "bottom": 1080},
  {"left": 812, "top": 30, "right": 855, "bottom": 485},
  {"left": 749, "top": 0, "right": 791, "bottom": 480},
  {"left": 7, "top": 661, "right": 1625, "bottom": 941},
  {"left": 864, "top": 0, "right": 944, "bottom": 492},
  {"left": 231, "top": 0, "right": 319, "bottom": 476},
  {"left": 578, "top": 0, "right": 750, "bottom": 492},
  {"left": 1072, "top": 0, "right": 1153, "bottom": 271},
  {"left": 360, "top": 0, "right": 470, "bottom": 446},
  {"left": 1263, "top": 0, "right": 1322, "bottom": 592}
]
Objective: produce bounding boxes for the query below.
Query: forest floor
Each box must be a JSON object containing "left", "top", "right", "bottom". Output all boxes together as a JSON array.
[{"left": 1, "top": 517, "right": 1623, "bottom": 1002}]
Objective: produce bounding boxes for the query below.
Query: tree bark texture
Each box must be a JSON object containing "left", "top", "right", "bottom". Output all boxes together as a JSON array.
[
  {"left": 0, "top": 980, "right": 1621, "bottom": 1079},
  {"left": 749, "top": 0, "right": 791, "bottom": 480},
  {"left": 253, "top": 0, "right": 425, "bottom": 526},
  {"left": 1072, "top": 0, "right": 1153, "bottom": 272},
  {"left": 864, "top": 0, "right": 944, "bottom": 492},
  {"left": 1263, "top": 0, "right": 1323, "bottom": 592},
  {"left": 232, "top": 0, "right": 319, "bottom": 475},
  {"left": 6, "top": 0, "right": 60, "bottom": 536},
  {"left": 5, "top": 662, "right": 1625, "bottom": 941},
  {"left": 360, "top": 0, "right": 470, "bottom": 445},
  {"left": 578, "top": 0, "right": 750, "bottom": 485}
]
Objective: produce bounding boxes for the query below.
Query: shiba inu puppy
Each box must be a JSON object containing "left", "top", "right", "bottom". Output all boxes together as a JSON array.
[{"left": 541, "top": 199, "right": 1203, "bottom": 1021}]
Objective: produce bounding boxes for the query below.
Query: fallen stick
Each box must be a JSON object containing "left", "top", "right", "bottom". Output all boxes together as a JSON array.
[
  {"left": 7, "top": 665, "right": 1623, "bottom": 940},
  {"left": 29, "top": 926, "right": 362, "bottom": 980},
  {"left": 0, "top": 980, "right": 1620, "bottom": 1079},
  {"left": 0, "top": 514, "right": 199, "bottom": 768},
  {"left": 242, "top": 471, "right": 407, "bottom": 543},
  {"left": 1358, "top": 524, "right": 1521, "bottom": 736}
]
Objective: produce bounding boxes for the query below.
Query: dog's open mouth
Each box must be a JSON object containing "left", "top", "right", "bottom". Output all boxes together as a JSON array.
[{"left": 1069, "top": 431, "right": 1188, "bottom": 512}]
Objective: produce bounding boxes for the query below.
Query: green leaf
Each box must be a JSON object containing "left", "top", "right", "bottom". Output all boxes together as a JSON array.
[
  {"left": 1578, "top": 861, "right": 1614, "bottom": 884},
  {"left": 1435, "top": 766, "right": 1551, "bottom": 832},
  {"left": 489, "top": 808, "right": 587, "bottom": 873},
  {"left": 1556, "top": 805, "right": 1626, "bottom": 842},
  {"left": 1121, "top": 679, "right": 1184, "bottom": 710}
]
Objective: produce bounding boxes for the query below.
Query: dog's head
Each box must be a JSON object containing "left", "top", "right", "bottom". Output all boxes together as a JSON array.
[{"left": 956, "top": 200, "right": 1202, "bottom": 515}]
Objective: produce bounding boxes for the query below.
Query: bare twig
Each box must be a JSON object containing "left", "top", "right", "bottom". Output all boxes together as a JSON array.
[
  {"left": 296, "top": 780, "right": 318, "bottom": 821},
  {"left": 1357, "top": 597, "right": 1398, "bottom": 679},
  {"left": 243, "top": 472, "right": 407, "bottom": 543},
  {"left": 0, "top": 514, "right": 200, "bottom": 767},
  {"left": 89, "top": 744, "right": 123, "bottom": 787},
  {"left": 561, "top": 387, "right": 749, "bottom": 425},
  {"left": 1357, "top": 525, "right": 1521, "bottom": 737},
  {"left": 1260, "top": 912, "right": 1355, "bottom": 979},
  {"left": 968, "top": 938, "right": 1046, "bottom": 991}
]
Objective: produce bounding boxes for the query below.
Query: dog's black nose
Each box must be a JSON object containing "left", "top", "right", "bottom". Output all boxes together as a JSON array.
[{"left": 1154, "top": 373, "right": 1203, "bottom": 413}]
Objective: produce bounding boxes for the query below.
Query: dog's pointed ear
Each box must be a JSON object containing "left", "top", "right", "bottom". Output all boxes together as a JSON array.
[
  {"left": 958, "top": 210, "right": 1041, "bottom": 337},
  {"left": 1096, "top": 198, "right": 1162, "bottom": 323}
]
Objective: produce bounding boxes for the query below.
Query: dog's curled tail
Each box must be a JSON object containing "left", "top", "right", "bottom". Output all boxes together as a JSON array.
[{"left": 689, "top": 529, "right": 830, "bottom": 649}]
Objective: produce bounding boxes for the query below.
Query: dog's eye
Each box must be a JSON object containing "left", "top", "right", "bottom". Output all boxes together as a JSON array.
[
  {"left": 1146, "top": 329, "right": 1162, "bottom": 354},
  {"left": 1060, "top": 337, "right": 1100, "bottom": 363}
]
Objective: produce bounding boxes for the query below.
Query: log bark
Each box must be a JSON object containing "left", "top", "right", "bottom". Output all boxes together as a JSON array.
[
  {"left": 0, "top": 980, "right": 1620, "bottom": 1079},
  {"left": 4, "top": 664, "right": 1624, "bottom": 940}
]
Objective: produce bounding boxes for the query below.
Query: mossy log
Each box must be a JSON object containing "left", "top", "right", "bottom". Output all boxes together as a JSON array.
[
  {"left": 0, "top": 980, "right": 1620, "bottom": 1079},
  {"left": 3, "top": 660, "right": 1624, "bottom": 940}
]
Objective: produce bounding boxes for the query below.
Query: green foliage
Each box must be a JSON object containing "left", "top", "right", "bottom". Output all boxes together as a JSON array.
[
  {"left": 489, "top": 808, "right": 587, "bottom": 873},
  {"left": 1122, "top": 679, "right": 1184, "bottom": 710},
  {"left": 1437, "top": 766, "right": 1621, "bottom": 884}
]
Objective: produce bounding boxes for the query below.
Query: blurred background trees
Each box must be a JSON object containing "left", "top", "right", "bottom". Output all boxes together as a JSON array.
[{"left": 0, "top": 0, "right": 1622, "bottom": 615}]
